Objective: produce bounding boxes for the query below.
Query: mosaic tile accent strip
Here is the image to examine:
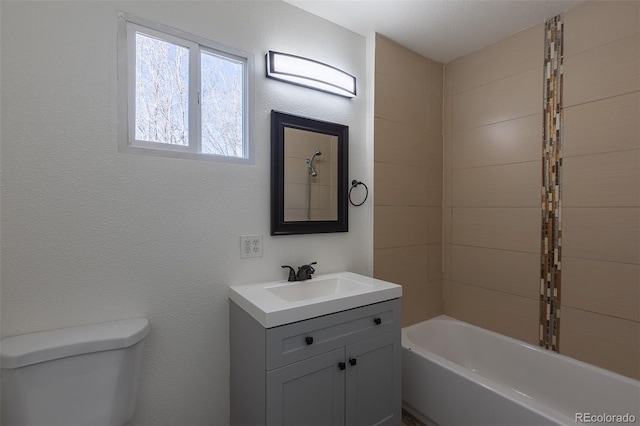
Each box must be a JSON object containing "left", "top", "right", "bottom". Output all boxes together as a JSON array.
[{"left": 540, "top": 15, "right": 564, "bottom": 352}]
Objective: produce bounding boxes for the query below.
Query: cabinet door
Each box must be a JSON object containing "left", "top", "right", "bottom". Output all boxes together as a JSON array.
[
  {"left": 345, "top": 330, "right": 401, "bottom": 426},
  {"left": 266, "top": 347, "right": 346, "bottom": 426}
]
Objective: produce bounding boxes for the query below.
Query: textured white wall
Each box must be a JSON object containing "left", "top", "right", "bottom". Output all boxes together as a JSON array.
[{"left": 0, "top": 1, "right": 370, "bottom": 424}]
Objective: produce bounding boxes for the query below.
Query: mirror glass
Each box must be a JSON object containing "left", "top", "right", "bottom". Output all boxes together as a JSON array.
[
  {"left": 284, "top": 127, "right": 338, "bottom": 222},
  {"left": 271, "top": 111, "right": 348, "bottom": 235}
]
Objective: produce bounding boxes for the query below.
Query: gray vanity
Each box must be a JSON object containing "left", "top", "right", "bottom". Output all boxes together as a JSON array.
[{"left": 229, "top": 272, "right": 402, "bottom": 425}]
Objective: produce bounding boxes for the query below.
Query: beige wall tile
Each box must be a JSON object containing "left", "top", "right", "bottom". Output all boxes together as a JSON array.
[
  {"left": 374, "top": 245, "right": 440, "bottom": 327},
  {"left": 448, "top": 281, "right": 539, "bottom": 345},
  {"left": 374, "top": 162, "right": 428, "bottom": 206},
  {"left": 425, "top": 280, "right": 443, "bottom": 320},
  {"left": 563, "top": 150, "right": 640, "bottom": 207},
  {"left": 375, "top": 33, "right": 430, "bottom": 83},
  {"left": 452, "top": 114, "right": 541, "bottom": 169},
  {"left": 374, "top": 117, "right": 428, "bottom": 167},
  {"left": 428, "top": 206, "right": 442, "bottom": 244},
  {"left": 443, "top": 207, "right": 452, "bottom": 244},
  {"left": 444, "top": 135, "right": 452, "bottom": 207},
  {"left": 429, "top": 60, "right": 444, "bottom": 96},
  {"left": 564, "top": 92, "right": 640, "bottom": 157},
  {"left": 284, "top": 183, "right": 306, "bottom": 208},
  {"left": 428, "top": 93, "right": 443, "bottom": 131},
  {"left": 443, "top": 64, "right": 453, "bottom": 97},
  {"left": 426, "top": 131, "right": 444, "bottom": 173},
  {"left": 564, "top": 1, "right": 640, "bottom": 57},
  {"left": 374, "top": 36, "right": 441, "bottom": 330},
  {"left": 451, "top": 245, "right": 539, "bottom": 299},
  {"left": 285, "top": 129, "right": 338, "bottom": 160},
  {"left": 286, "top": 158, "right": 333, "bottom": 188},
  {"left": 443, "top": 95, "right": 452, "bottom": 135},
  {"left": 561, "top": 307, "right": 640, "bottom": 380},
  {"left": 440, "top": 1, "right": 640, "bottom": 364},
  {"left": 401, "top": 280, "right": 443, "bottom": 327},
  {"left": 427, "top": 169, "right": 443, "bottom": 207},
  {"left": 428, "top": 243, "right": 443, "bottom": 282},
  {"left": 309, "top": 208, "right": 334, "bottom": 221},
  {"left": 375, "top": 71, "right": 429, "bottom": 125},
  {"left": 444, "top": 244, "right": 452, "bottom": 281},
  {"left": 312, "top": 160, "right": 336, "bottom": 187},
  {"left": 284, "top": 156, "right": 308, "bottom": 185},
  {"left": 310, "top": 182, "right": 331, "bottom": 205},
  {"left": 401, "top": 281, "right": 430, "bottom": 327},
  {"left": 563, "top": 257, "right": 640, "bottom": 322},
  {"left": 373, "top": 205, "right": 429, "bottom": 248},
  {"left": 452, "top": 23, "right": 543, "bottom": 94},
  {"left": 452, "top": 161, "right": 539, "bottom": 207},
  {"left": 444, "top": 173, "right": 452, "bottom": 207},
  {"left": 564, "top": 34, "right": 640, "bottom": 107},
  {"left": 374, "top": 245, "right": 429, "bottom": 285},
  {"left": 442, "top": 279, "right": 452, "bottom": 315},
  {"left": 452, "top": 67, "right": 541, "bottom": 131},
  {"left": 284, "top": 209, "right": 306, "bottom": 221},
  {"left": 452, "top": 207, "right": 540, "bottom": 253},
  {"left": 563, "top": 207, "right": 640, "bottom": 264}
]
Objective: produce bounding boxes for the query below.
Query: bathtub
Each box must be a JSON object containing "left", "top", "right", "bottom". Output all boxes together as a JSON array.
[{"left": 402, "top": 315, "right": 640, "bottom": 426}]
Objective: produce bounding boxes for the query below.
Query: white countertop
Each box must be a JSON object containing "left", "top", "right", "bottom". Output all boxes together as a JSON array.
[{"left": 229, "top": 271, "right": 402, "bottom": 328}]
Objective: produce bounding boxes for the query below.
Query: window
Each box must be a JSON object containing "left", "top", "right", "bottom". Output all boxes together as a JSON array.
[{"left": 118, "top": 12, "right": 253, "bottom": 163}]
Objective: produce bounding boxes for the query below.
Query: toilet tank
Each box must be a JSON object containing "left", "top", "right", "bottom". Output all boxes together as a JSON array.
[{"left": 1, "top": 318, "right": 150, "bottom": 426}]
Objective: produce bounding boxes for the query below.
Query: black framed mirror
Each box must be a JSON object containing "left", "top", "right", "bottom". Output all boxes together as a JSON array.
[{"left": 271, "top": 111, "right": 348, "bottom": 235}]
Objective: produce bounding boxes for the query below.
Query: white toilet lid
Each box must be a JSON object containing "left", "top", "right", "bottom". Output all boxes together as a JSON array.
[{"left": 0, "top": 318, "right": 149, "bottom": 369}]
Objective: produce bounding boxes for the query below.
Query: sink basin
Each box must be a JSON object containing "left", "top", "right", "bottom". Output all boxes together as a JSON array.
[
  {"left": 229, "top": 271, "right": 402, "bottom": 327},
  {"left": 266, "top": 276, "right": 373, "bottom": 302}
]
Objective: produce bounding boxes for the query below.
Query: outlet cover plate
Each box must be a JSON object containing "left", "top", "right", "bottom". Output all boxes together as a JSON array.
[{"left": 240, "top": 234, "right": 263, "bottom": 258}]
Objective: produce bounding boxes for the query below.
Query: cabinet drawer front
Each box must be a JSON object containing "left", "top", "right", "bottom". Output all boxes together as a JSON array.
[{"left": 266, "top": 298, "right": 400, "bottom": 370}]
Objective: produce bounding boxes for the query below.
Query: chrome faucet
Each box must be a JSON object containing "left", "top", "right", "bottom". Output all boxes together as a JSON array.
[{"left": 281, "top": 262, "right": 317, "bottom": 282}]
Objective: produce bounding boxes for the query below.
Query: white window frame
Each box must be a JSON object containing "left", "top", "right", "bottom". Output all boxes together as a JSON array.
[{"left": 117, "top": 12, "right": 254, "bottom": 164}]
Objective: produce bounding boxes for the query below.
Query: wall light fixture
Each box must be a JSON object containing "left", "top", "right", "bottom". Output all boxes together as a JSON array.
[{"left": 266, "top": 51, "right": 356, "bottom": 98}]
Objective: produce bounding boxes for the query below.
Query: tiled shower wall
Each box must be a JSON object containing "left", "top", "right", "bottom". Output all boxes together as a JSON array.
[
  {"left": 443, "top": 21, "right": 544, "bottom": 346},
  {"left": 559, "top": 1, "right": 639, "bottom": 379},
  {"left": 443, "top": 1, "right": 639, "bottom": 379},
  {"left": 373, "top": 35, "right": 444, "bottom": 327}
]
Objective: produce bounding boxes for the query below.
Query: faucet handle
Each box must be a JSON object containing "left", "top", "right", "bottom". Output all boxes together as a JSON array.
[
  {"left": 295, "top": 262, "right": 318, "bottom": 281},
  {"left": 281, "top": 265, "right": 297, "bottom": 281}
]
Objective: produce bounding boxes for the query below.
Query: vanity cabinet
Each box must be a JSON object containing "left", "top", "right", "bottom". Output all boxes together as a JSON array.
[{"left": 230, "top": 298, "right": 401, "bottom": 426}]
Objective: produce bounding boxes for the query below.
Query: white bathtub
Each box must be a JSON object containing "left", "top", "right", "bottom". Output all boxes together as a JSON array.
[{"left": 402, "top": 315, "right": 640, "bottom": 426}]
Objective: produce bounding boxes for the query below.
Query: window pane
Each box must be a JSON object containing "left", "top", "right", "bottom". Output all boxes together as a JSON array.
[
  {"left": 201, "top": 51, "right": 244, "bottom": 157},
  {"left": 135, "top": 32, "right": 189, "bottom": 145}
]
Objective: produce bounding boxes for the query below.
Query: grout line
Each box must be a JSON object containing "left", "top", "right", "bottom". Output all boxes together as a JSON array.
[
  {"left": 450, "top": 112, "right": 541, "bottom": 134},
  {"left": 449, "top": 279, "right": 539, "bottom": 301},
  {"left": 564, "top": 89, "right": 639, "bottom": 110},
  {"left": 449, "top": 243, "right": 539, "bottom": 256},
  {"left": 563, "top": 31, "right": 640, "bottom": 60},
  {"left": 562, "top": 206, "right": 640, "bottom": 209},
  {"left": 561, "top": 304, "right": 640, "bottom": 324},
  {"left": 451, "top": 159, "right": 540, "bottom": 171},
  {"left": 562, "top": 147, "right": 640, "bottom": 160},
  {"left": 561, "top": 255, "right": 640, "bottom": 267},
  {"left": 451, "top": 66, "right": 543, "bottom": 97}
]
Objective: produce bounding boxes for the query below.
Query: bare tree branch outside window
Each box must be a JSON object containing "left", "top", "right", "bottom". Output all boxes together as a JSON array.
[
  {"left": 201, "top": 51, "right": 243, "bottom": 157},
  {"left": 135, "top": 33, "right": 189, "bottom": 146},
  {"left": 134, "top": 32, "right": 244, "bottom": 157}
]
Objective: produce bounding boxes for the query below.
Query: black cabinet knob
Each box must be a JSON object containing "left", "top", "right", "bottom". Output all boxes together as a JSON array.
[
  {"left": 349, "top": 358, "right": 357, "bottom": 366},
  {"left": 305, "top": 336, "right": 314, "bottom": 345},
  {"left": 374, "top": 317, "right": 382, "bottom": 325},
  {"left": 338, "top": 362, "right": 346, "bottom": 370}
]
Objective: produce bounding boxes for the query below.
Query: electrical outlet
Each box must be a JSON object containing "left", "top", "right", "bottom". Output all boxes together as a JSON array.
[{"left": 240, "top": 234, "right": 263, "bottom": 258}]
